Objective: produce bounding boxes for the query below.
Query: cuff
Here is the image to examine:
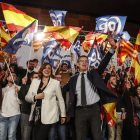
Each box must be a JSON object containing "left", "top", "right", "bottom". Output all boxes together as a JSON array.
[
  {"left": 108, "top": 48, "right": 115, "bottom": 54},
  {"left": 34, "top": 96, "right": 36, "bottom": 102}
]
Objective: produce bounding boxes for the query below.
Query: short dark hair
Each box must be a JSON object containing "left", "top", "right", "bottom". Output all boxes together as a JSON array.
[
  {"left": 61, "top": 63, "right": 67, "bottom": 68},
  {"left": 77, "top": 55, "right": 88, "bottom": 62},
  {"left": 125, "top": 67, "right": 130, "bottom": 72},
  {"left": 26, "top": 60, "right": 34, "bottom": 65},
  {"left": 30, "top": 72, "right": 38, "bottom": 78},
  {"left": 33, "top": 59, "right": 38, "bottom": 62},
  {"left": 109, "top": 74, "right": 116, "bottom": 80}
]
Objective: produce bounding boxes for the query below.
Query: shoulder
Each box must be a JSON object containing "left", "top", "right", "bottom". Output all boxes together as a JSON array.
[
  {"left": 134, "top": 96, "right": 139, "bottom": 101},
  {"left": 70, "top": 72, "right": 79, "bottom": 80},
  {"left": 50, "top": 78, "right": 60, "bottom": 84},
  {"left": 32, "top": 78, "right": 40, "bottom": 83}
]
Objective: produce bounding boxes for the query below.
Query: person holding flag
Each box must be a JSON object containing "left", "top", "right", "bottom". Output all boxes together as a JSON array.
[{"left": 62, "top": 33, "right": 118, "bottom": 140}]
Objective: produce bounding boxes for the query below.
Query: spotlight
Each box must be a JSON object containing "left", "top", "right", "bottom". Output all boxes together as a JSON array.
[{"left": 35, "top": 32, "right": 45, "bottom": 40}]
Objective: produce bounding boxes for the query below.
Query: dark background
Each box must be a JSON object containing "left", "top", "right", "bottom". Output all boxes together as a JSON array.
[
  {"left": 0, "top": 0, "right": 140, "bottom": 37},
  {"left": 0, "top": 0, "right": 140, "bottom": 62}
]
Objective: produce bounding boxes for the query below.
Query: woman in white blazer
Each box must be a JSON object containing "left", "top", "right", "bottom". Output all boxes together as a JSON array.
[{"left": 25, "top": 63, "right": 66, "bottom": 140}]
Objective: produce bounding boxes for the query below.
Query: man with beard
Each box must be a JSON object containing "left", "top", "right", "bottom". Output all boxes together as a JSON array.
[
  {"left": 107, "top": 75, "right": 125, "bottom": 140},
  {"left": 14, "top": 60, "right": 35, "bottom": 85},
  {"left": 0, "top": 72, "right": 21, "bottom": 140}
]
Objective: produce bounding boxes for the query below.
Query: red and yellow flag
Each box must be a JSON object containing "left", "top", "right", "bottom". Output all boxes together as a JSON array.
[
  {"left": 32, "top": 33, "right": 52, "bottom": 53},
  {"left": 0, "top": 21, "right": 16, "bottom": 49},
  {"left": 118, "top": 40, "right": 138, "bottom": 65},
  {"left": 1, "top": 3, "right": 36, "bottom": 32},
  {"left": 101, "top": 81, "right": 117, "bottom": 127},
  {"left": 43, "top": 26, "right": 82, "bottom": 50},
  {"left": 81, "top": 33, "right": 108, "bottom": 53},
  {"left": 130, "top": 56, "right": 140, "bottom": 85},
  {"left": 135, "top": 30, "right": 140, "bottom": 52}
]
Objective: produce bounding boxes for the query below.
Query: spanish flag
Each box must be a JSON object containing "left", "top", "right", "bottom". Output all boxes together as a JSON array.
[
  {"left": 135, "top": 30, "right": 140, "bottom": 52},
  {"left": 101, "top": 81, "right": 117, "bottom": 127},
  {"left": 0, "top": 21, "right": 16, "bottom": 49},
  {"left": 130, "top": 55, "right": 140, "bottom": 85},
  {"left": 43, "top": 26, "right": 82, "bottom": 50},
  {"left": 81, "top": 33, "right": 108, "bottom": 53},
  {"left": 32, "top": 33, "right": 52, "bottom": 53},
  {"left": 1, "top": 3, "right": 36, "bottom": 32}
]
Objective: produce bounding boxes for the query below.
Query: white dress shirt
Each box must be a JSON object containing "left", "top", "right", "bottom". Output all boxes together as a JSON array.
[
  {"left": 0, "top": 84, "right": 21, "bottom": 117},
  {"left": 76, "top": 71, "right": 100, "bottom": 106}
]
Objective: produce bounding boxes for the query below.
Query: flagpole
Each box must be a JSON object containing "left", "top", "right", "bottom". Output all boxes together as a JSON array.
[
  {"left": 4, "top": 58, "right": 15, "bottom": 85},
  {"left": 26, "top": 43, "right": 33, "bottom": 77},
  {"left": 26, "top": 20, "right": 37, "bottom": 76}
]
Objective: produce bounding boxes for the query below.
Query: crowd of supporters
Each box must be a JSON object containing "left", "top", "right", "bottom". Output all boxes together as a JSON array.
[{"left": 0, "top": 36, "right": 140, "bottom": 140}]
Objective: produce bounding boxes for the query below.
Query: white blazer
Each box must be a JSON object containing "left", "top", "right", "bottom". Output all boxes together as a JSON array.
[{"left": 25, "top": 78, "right": 66, "bottom": 124}]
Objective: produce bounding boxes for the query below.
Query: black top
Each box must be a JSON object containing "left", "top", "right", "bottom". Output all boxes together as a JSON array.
[
  {"left": 18, "top": 84, "right": 31, "bottom": 115},
  {"left": 114, "top": 88, "right": 124, "bottom": 112},
  {"left": 36, "top": 78, "right": 50, "bottom": 106}
]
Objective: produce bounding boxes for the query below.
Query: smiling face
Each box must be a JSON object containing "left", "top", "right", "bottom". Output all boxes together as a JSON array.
[
  {"left": 61, "top": 64, "right": 68, "bottom": 71},
  {"left": 42, "top": 65, "right": 52, "bottom": 78},
  {"left": 77, "top": 57, "right": 89, "bottom": 73}
]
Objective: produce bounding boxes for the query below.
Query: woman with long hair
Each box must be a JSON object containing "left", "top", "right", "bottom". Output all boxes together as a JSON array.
[
  {"left": 25, "top": 63, "right": 66, "bottom": 140},
  {"left": 122, "top": 80, "right": 139, "bottom": 140}
]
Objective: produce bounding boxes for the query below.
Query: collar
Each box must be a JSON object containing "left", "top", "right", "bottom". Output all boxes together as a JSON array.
[
  {"left": 79, "top": 70, "right": 87, "bottom": 75},
  {"left": 27, "top": 69, "right": 34, "bottom": 73},
  {"left": 6, "top": 84, "right": 15, "bottom": 88}
]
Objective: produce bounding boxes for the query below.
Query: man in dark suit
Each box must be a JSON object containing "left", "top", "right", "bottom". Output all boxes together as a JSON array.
[{"left": 62, "top": 34, "right": 118, "bottom": 140}]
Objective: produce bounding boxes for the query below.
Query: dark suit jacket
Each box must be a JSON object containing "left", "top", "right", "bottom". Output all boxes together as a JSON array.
[
  {"left": 62, "top": 51, "right": 118, "bottom": 117},
  {"left": 14, "top": 64, "right": 34, "bottom": 85}
]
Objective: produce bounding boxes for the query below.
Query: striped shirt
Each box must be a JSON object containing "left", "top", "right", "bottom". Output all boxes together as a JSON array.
[{"left": 75, "top": 71, "right": 100, "bottom": 106}]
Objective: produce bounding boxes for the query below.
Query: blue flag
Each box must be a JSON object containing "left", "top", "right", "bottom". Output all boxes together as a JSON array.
[
  {"left": 95, "top": 15, "right": 126, "bottom": 36},
  {"left": 20, "top": 32, "right": 34, "bottom": 47},
  {"left": 87, "top": 43, "right": 103, "bottom": 69},
  {"left": 3, "top": 20, "right": 37, "bottom": 54},
  {"left": 73, "top": 37, "right": 81, "bottom": 58},
  {"left": 49, "top": 10, "right": 67, "bottom": 26},
  {"left": 43, "top": 40, "right": 61, "bottom": 63}
]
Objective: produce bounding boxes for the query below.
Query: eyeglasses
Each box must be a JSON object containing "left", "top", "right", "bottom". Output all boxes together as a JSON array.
[{"left": 79, "top": 60, "right": 89, "bottom": 63}]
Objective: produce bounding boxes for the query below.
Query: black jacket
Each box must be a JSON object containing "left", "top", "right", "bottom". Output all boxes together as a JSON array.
[
  {"left": 18, "top": 84, "right": 32, "bottom": 115},
  {"left": 62, "top": 51, "right": 118, "bottom": 117}
]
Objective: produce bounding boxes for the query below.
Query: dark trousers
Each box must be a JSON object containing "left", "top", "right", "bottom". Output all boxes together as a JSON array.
[
  {"left": 75, "top": 104, "right": 102, "bottom": 140},
  {"left": 36, "top": 123, "right": 53, "bottom": 140},
  {"left": 20, "top": 113, "right": 32, "bottom": 140}
]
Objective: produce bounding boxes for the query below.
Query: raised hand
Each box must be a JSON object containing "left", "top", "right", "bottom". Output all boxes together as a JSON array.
[
  {"left": 107, "top": 33, "right": 115, "bottom": 49},
  {"left": 22, "top": 76, "right": 28, "bottom": 84}
]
